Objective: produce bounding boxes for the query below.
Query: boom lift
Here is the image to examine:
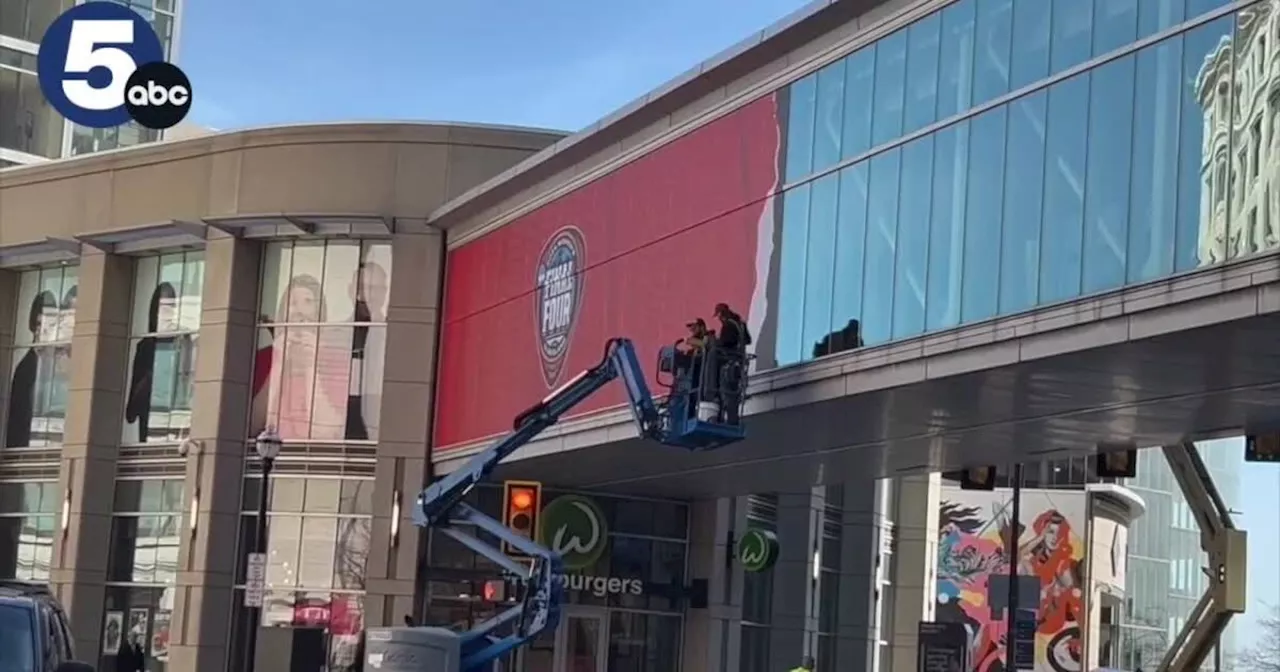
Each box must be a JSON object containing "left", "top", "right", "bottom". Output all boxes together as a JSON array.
[
  {"left": 409, "top": 337, "right": 748, "bottom": 671},
  {"left": 1155, "top": 442, "right": 1247, "bottom": 672}
]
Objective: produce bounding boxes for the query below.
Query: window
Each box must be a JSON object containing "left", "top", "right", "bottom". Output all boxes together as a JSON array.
[
  {"left": 0, "top": 603, "right": 35, "bottom": 671},
  {"left": 0, "top": 482, "right": 57, "bottom": 580},
  {"left": 0, "top": 0, "right": 68, "bottom": 45},
  {"left": 0, "top": 48, "right": 63, "bottom": 159},
  {"left": 123, "top": 253, "right": 203, "bottom": 444},
  {"left": 608, "top": 611, "right": 682, "bottom": 672},
  {"left": 233, "top": 477, "right": 373, "bottom": 670},
  {"left": 101, "top": 479, "right": 188, "bottom": 669},
  {"left": 5, "top": 267, "right": 77, "bottom": 449},
  {"left": 252, "top": 241, "right": 392, "bottom": 442}
]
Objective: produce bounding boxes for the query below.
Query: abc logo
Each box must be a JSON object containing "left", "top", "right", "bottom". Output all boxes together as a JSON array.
[{"left": 37, "top": 2, "right": 193, "bottom": 131}]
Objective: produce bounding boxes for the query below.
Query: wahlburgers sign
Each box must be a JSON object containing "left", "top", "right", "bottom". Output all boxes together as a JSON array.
[
  {"left": 537, "top": 495, "right": 644, "bottom": 596},
  {"left": 738, "top": 528, "right": 779, "bottom": 572}
]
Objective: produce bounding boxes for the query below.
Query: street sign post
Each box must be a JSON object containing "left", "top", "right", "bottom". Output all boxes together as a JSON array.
[{"left": 244, "top": 552, "right": 267, "bottom": 608}]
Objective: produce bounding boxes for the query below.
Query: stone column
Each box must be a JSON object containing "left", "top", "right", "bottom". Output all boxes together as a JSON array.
[
  {"left": 682, "top": 496, "right": 746, "bottom": 672},
  {"left": 51, "top": 250, "right": 133, "bottom": 655},
  {"left": 366, "top": 228, "right": 444, "bottom": 626},
  {"left": 888, "top": 474, "right": 942, "bottom": 672},
  {"left": 833, "top": 479, "right": 891, "bottom": 672},
  {"left": 767, "top": 488, "right": 825, "bottom": 671},
  {"left": 165, "top": 235, "right": 261, "bottom": 672}
]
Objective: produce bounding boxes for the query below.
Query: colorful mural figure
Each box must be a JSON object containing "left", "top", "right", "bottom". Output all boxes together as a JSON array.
[{"left": 936, "top": 493, "right": 1086, "bottom": 672}]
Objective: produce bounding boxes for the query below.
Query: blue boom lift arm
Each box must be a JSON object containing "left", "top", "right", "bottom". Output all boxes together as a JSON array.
[{"left": 411, "top": 337, "right": 745, "bottom": 672}]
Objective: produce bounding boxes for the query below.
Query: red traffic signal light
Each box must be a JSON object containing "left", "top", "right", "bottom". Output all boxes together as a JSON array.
[
  {"left": 502, "top": 480, "right": 542, "bottom": 557},
  {"left": 482, "top": 579, "right": 507, "bottom": 602}
]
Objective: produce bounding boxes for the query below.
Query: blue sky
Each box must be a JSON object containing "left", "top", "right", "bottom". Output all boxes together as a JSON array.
[{"left": 177, "top": 0, "right": 810, "bottom": 132}]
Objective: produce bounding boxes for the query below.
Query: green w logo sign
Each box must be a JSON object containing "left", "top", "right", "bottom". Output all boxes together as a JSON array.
[{"left": 537, "top": 495, "right": 608, "bottom": 571}]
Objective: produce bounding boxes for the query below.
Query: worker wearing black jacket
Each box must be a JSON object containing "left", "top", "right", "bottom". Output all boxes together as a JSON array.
[{"left": 712, "top": 303, "right": 749, "bottom": 423}]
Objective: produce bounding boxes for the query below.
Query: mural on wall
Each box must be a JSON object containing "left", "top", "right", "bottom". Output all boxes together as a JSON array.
[
  {"left": 936, "top": 488, "right": 1087, "bottom": 672},
  {"left": 434, "top": 94, "right": 783, "bottom": 450}
]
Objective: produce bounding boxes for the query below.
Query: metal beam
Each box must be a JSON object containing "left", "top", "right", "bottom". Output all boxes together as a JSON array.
[{"left": 1155, "top": 443, "right": 1248, "bottom": 672}]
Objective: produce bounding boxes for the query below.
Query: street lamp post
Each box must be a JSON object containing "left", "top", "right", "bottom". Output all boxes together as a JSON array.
[{"left": 243, "top": 427, "right": 282, "bottom": 672}]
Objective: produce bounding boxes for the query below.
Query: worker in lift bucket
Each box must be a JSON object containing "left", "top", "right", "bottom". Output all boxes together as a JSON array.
[
  {"left": 676, "top": 318, "right": 713, "bottom": 417},
  {"left": 712, "top": 303, "right": 750, "bottom": 423}
]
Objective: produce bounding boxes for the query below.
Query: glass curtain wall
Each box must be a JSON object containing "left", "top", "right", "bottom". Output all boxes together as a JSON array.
[
  {"left": 0, "top": 483, "right": 57, "bottom": 580},
  {"left": 101, "top": 479, "right": 184, "bottom": 672},
  {"left": 771, "top": 0, "right": 1249, "bottom": 367},
  {"left": 230, "top": 239, "right": 391, "bottom": 672},
  {"left": 122, "top": 253, "right": 203, "bottom": 445},
  {"left": 4, "top": 266, "right": 78, "bottom": 449},
  {"left": 0, "top": 46, "right": 64, "bottom": 159}
]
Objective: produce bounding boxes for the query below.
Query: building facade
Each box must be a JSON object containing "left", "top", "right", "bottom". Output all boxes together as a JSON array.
[
  {"left": 0, "top": 0, "right": 182, "bottom": 167},
  {"left": 0, "top": 122, "right": 565, "bottom": 671},
  {"left": 0, "top": 0, "right": 1273, "bottom": 671}
]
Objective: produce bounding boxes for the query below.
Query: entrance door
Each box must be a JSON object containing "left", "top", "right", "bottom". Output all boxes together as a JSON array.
[{"left": 554, "top": 607, "right": 608, "bottom": 672}]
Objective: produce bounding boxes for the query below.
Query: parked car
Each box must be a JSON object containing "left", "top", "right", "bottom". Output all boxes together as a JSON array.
[{"left": 0, "top": 579, "right": 96, "bottom": 671}]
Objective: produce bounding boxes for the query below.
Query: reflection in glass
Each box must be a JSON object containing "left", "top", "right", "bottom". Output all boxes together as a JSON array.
[
  {"left": 938, "top": 0, "right": 976, "bottom": 120},
  {"left": 1084, "top": 55, "right": 1136, "bottom": 294},
  {"left": 863, "top": 149, "right": 901, "bottom": 346},
  {"left": 1001, "top": 91, "right": 1047, "bottom": 314},
  {"left": 107, "top": 514, "right": 181, "bottom": 585},
  {"left": 6, "top": 267, "right": 76, "bottom": 449},
  {"left": 894, "top": 136, "right": 934, "bottom": 339},
  {"left": 565, "top": 616, "right": 602, "bottom": 672},
  {"left": 904, "top": 15, "right": 941, "bottom": 135},
  {"left": 928, "top": 121, "right": 969, "bottom": 332},
  {"left": 830, "top": 164, "right": 869, "bottom": 352},
  {"left": 1040, "top": 73, "right": 1089, "bottom": 304},
  {"left": 785, "top": 75, "right": 818, "bottom": 182},
  {"left": 802, "top": 176, "right": 839, "bottom": 358},
  {"left": 872, "top": 31, "right": 907, "bottom": 146},
  {"left": 962, "top": 106, "right": 1006, "bottom": 322},
  {"left": 777, "top": 186, "right": 812, "bottom": 365},
  {"left": 1010, "top": 0, "right": 1051, "bottom": 90},
  {"left": 124, "top": 333, "right": 197, "bottom": 444},
  {"left": 973, "top": 0, "right": 1013, "bottom": 106},
  {"left": 841, "top": 48, "right": 876, "bottom": 160},
  {"left": 814, "top": 63, "right": 846, "bottom": 173}
]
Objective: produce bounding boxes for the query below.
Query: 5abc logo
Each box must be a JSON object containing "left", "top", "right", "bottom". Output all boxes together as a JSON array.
[{"left": 37, "top": 2, "right": 193, "bottom": 131}]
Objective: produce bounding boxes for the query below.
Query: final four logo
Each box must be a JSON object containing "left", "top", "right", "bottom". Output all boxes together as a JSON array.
[{"left": 535, "top": 226, "right": 586, "bottom": 388}]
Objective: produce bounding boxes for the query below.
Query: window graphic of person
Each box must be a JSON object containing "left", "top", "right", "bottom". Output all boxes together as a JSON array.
[
  {"left": 266, "top": 275, "right": 350, "bottom": 440},
  {"left": 6, "top": 291, "right": 56, "bottom": 448},
  {"left": 345, "top": 262, "right": 387, "bottom": 440},
  {"left": 126, "top": 283, "right": 179, "bottom": 443}
]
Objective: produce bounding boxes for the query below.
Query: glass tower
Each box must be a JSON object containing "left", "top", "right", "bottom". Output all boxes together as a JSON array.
[{"left": 0, "top": 0, "right": 181, "bottom": 166}]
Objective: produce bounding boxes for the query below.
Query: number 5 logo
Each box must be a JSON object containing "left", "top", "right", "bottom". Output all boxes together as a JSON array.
[{"left": 38, "top": 2, "right": 192, "bottom": 131}]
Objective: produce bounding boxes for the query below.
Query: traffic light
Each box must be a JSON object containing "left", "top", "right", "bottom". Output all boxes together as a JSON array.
[
  {"left": 1245, "top": 433, "right": 1280, "bottom": 462},
  {"left": 1096, "top": 449, "right": 1137, "bottom": 478},
  {"left": 501, "top": 480, "right": 543, "bottom": 557}
]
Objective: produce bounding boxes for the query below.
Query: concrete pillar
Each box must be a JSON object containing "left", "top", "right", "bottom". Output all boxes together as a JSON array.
[
  {"left": 833, "top": 479, "right": 891, "bottom": 672},
  {"left": 682, "top": 496, "right": 746, "bottom": 672},
  {"left": 887, "top": 474, "right": 942, "bottom": 672},
  {"left": 768, "top": 488, "right": 825, "bottom": 671},
  {"left": 51, "top": 251, "right": 133, "bottom": 655},
  {"left": 165, "top": 235, "right": 261, "bottom": 672},
  {"left": 366, "top": 229, "right": 444, "bottom": 626}
]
